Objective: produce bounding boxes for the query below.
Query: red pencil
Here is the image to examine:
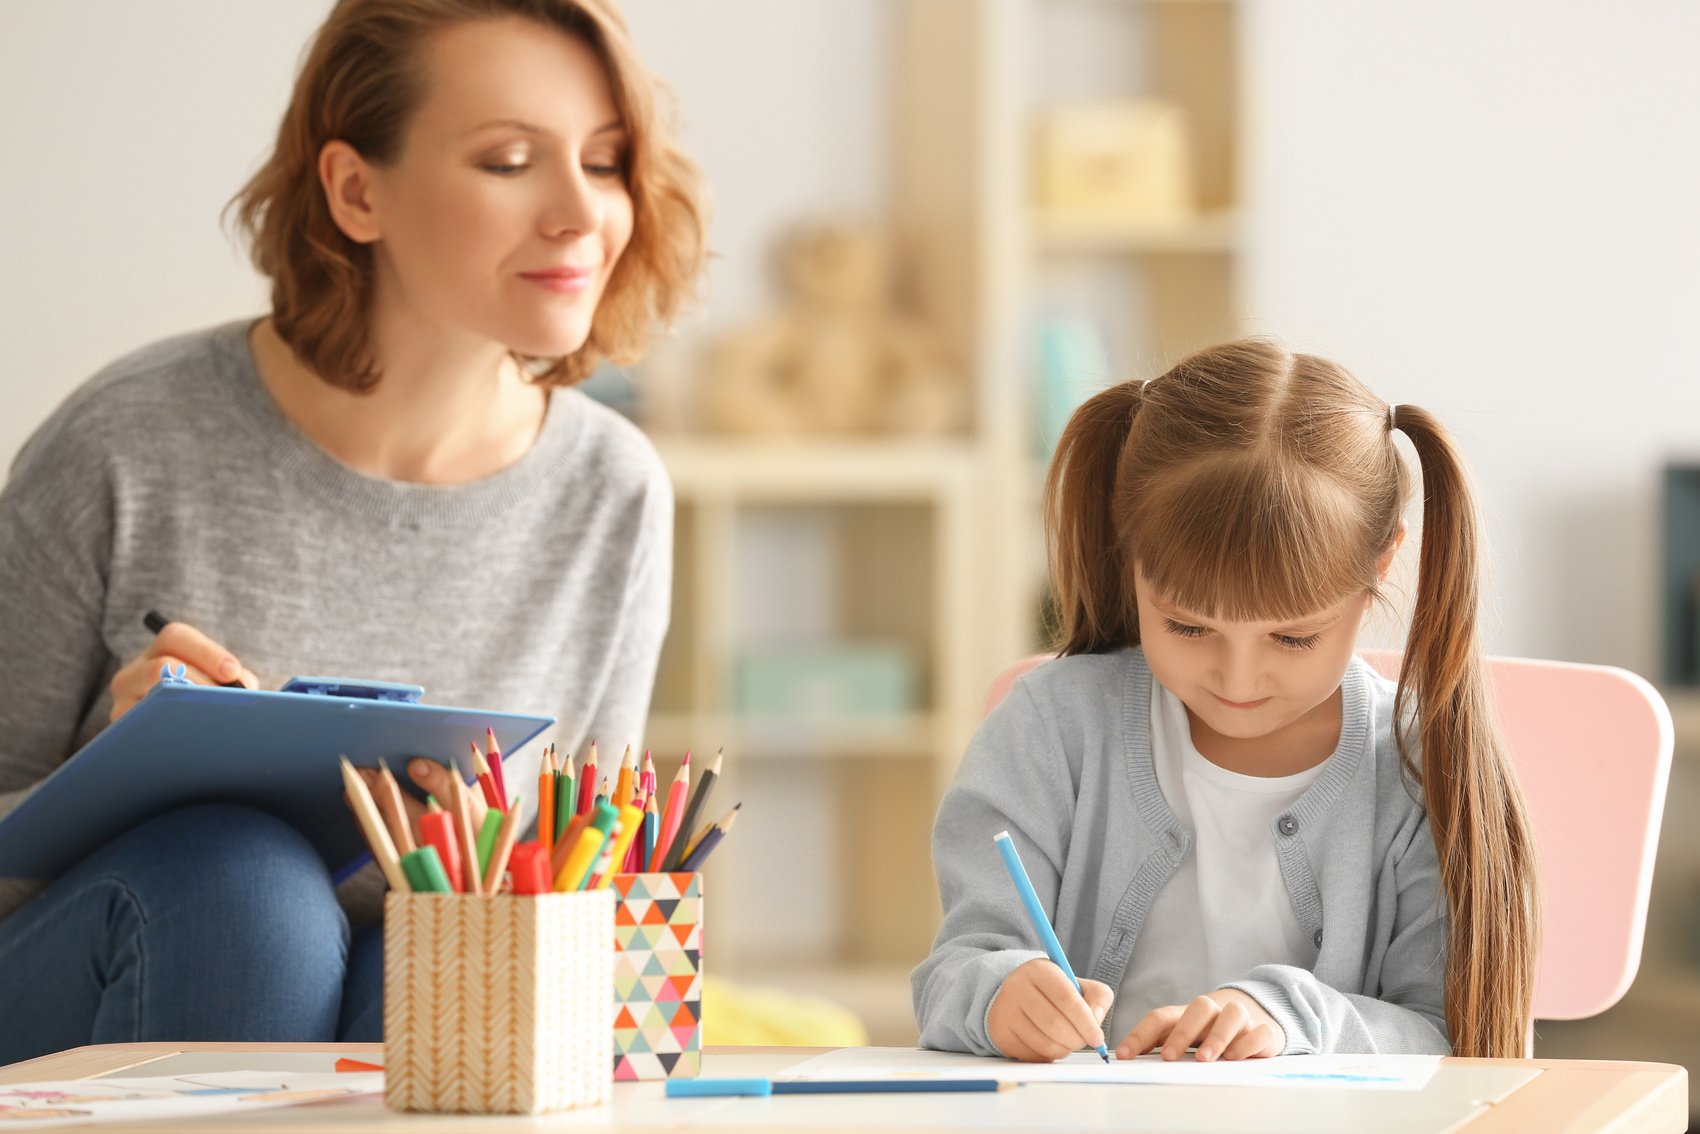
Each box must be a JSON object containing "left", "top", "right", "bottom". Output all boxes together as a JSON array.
[
  {"left": 471, "top": 743, "right": 501, "bottom": 811},
  {"left": 652, "top": 751, "right": 692, "bottom": 872},
  {"left": 576, "top": 741, "right": 598, "bottom": 816},
  {"left": 484, "top": 728, "right": 509, "bottom": 811}
]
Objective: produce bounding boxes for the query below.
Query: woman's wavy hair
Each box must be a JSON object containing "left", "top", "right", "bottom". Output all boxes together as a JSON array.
[
  {"left": 228, "top": 0, "right": 707, "bottom": 391},
  {"left": 1045, "top": 339, "right": 1538, "bottom": 1058}
]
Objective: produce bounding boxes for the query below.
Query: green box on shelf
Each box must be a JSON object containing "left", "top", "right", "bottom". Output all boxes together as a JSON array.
[{"left": 733, "top": 643, "right": 916, "bottom": 717}]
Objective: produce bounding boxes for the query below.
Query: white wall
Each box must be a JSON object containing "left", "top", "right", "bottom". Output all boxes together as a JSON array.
[{"left": 1242, "top": 1, "right": 1700, "bottom": 675}]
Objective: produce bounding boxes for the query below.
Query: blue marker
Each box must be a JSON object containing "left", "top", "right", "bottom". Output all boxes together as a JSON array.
[{"left": 994, "top": 830, "right": 1112, "bottom": 1063}]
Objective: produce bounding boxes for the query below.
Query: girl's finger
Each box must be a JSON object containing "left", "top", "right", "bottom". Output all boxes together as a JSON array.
[
  {"left": 1117, "top": 1005, "right": 1181, "bottom": 1060},
  {"left": 1220, "top": 1023, "right": 1282, "bottom": 1061},
  {"left": 149, "top": 622, "right": 244, "bottom": 684},
  {"left": 1162, "top": 996, "right": 1221, "bottom": 1060},
  {"left": 1196, "top": 998, "right": 1247, "bottom": 1062},
  {"left": 1032, "top": 965, "right": 1107, "bottom": 1051},
  {"left": 409, "top": 758, "right": 487, "bottom": 825},
  {"left": 1014, "top": 1003, "right": 1075, "bottom": 1062}
]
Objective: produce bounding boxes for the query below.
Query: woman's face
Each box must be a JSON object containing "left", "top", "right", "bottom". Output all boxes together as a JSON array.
[{"left": 360, "top": 16, "right": 634, "bottom": 358}]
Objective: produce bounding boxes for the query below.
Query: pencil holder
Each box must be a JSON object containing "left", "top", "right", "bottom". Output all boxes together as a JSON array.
[
  {"left": 612, "top": 872, "right": 703, "bottom": 1081},
  {"left": 383, "top": 890, "right": 614, "bottom": 1115}
]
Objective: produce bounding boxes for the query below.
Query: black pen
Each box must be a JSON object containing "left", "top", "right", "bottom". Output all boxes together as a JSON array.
[{"left": 142, "top": 609, "right": 246, "bottom": 688}]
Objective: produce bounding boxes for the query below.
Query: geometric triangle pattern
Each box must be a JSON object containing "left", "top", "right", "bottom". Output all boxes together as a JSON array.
[{"left": 611, "top": 872, "right": 703, "bottom": 1081}]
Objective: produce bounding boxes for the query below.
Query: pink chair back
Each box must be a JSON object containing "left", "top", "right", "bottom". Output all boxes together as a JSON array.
[{"left": 986, "top": 652, "right": 1673, "bottom": 1029}]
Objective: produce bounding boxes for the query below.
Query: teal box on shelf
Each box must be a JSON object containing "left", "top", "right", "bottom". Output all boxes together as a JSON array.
[{"left": 733, "top": 643, "right": 916, "bottom": 717}]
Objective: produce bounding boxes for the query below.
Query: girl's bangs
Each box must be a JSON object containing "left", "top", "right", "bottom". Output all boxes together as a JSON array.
[{"left": 1132, "top": 454, "right": 1375, "bottom": 624}]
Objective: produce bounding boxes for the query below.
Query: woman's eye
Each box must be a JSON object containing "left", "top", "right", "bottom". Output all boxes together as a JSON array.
[
  {"left": 583, "top": 155, "right": 627, "bottom": 178},
  {"left": 481, "top": 161, "right": 529, "bottom": 176},
  {"left": 1274, "top": 633, "right": 1322, "bottom": 651},
  {"left": 1163, "top": 619, "right": 1206, "bottom": 639}
]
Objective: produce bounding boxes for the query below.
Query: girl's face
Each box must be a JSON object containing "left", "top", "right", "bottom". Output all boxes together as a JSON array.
[
  {"left": 1133, "top": 565, "right": 1372, "bottom": 752},
  {"left": 359, "top": 16, "right": 634, "bottom": 358}
]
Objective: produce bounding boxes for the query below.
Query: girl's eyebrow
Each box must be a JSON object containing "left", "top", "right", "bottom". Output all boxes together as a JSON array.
[{"left": 1150, "top": 595, "right": 1344, "bottom": 635}]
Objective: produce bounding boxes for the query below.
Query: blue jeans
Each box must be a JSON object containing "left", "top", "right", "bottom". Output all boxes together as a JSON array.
[{"left": 0, "top": 803, "right": 385, "bottom": 1065}]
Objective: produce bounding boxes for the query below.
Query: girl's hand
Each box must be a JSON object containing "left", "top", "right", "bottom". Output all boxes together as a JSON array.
[
  {"left": 987, "top": 959, "right": 1114, "bottom": 1063},
  {"left": 1115, "top": 989, "right": 1285, "bottom": 1062},
  {"left": 110, "top": 620, "right": 257, "bottom": 722}
]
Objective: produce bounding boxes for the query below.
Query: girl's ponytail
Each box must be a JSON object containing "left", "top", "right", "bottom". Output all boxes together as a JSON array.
[
  {"left": 1392, "top": 404, "right": 1539, "bottom": 1057},
  {"left": 1045, "top": 381, "right": 1145, "bottom": 655}
]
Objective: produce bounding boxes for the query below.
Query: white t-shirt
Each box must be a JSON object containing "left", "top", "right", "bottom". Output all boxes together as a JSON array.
[{"left": 1113, "top": 680, "right": 1327, "bottom": 1035}]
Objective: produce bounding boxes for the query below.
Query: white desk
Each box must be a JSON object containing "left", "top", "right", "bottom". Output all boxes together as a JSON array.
[{"left": 0, "top": 1043, "right": 1686, "bottom": 1133}]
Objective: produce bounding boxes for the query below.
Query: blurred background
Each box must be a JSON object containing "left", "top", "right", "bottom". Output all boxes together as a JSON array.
[{"left": 3, "top": 0, "right": 1698, "bottom": 1114}]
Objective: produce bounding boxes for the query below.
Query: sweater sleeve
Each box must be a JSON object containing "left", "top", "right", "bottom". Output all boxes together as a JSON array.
[
  {"left": 0, "top": 409, "right": 117, "bottom": 825},
  {"left": 911, "top": 682, "right": 1080, "bottom": 1056},
  {"left": 1220, "top": 807, "right": 1450, "bottom": 1055}
]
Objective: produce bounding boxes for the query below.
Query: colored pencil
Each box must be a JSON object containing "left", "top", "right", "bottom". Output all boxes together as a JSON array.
[
  {"left": 653, "top": 751, "right": 691, "bottom": 871},
  {"left": 451, "top": 775, "right": 483, "bottom": 895},
  {"left": 642, "top": 791, "right": 660, "bottom": 871},
  {"left": 471, "top": 743, "right": 501, "bottom": 811},
  {"left": 481, "top": 796, "right": 525, "bottom": 894},
  {"left": 538, "top": 746, "right": 556, "bottom": 858},
  {"left": 340, "top": 756, "right": 409, "bottom": 892},
  {"left": 678, "top": 802, "right": 740, "bottom": 872},
  {"left": 484, "top": 727, "right": 509, "bottom": 811},
  {"left": 554, "top": 801, "right": 620, "bottom": 892},
  {"left": 576, "top": 742, "right": 598, "bottom": 816},
  {"left": 667, "top": 1078, "right": 1007, "bottom": 1098},
  {"left": 595, "top": 802, "right": 646, "bottom": 889},
  {"left": 640, "top": 749, "right": 657, "bottom": 802},
  {"left": 475, "top": 808, "right": 503, "bottom": 879},
  {"left": 662, "top": 748, "right": 721, "bottom": 872},
  {"left": 551, "top": 811, "right": 591, "bottom": 879},
  {"left": 994, "top": 830, "right": 1111, "bottom": 1062},
  {"left": 613, "top": 744, "right": 635, "bottom": 819},
  {"left": 555, "top": 750, "right": 575, "bottom": 844},
  {"left": 373, "top": 759, "right": 417, "bottom": 855}
]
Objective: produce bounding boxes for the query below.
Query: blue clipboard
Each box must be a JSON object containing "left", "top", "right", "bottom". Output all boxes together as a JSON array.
[{"left": 0, "top": 667, "right": 555, "bottom": 882}]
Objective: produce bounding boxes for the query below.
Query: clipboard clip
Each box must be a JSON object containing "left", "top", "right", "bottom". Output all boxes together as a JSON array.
[
  {"left": 157, "top": 662, "right": 192, "bottom": 686},
  {"left": 279, "top": 676, "right": 425, "bottom": 703}
]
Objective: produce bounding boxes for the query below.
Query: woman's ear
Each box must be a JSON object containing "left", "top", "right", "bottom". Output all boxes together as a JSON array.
[
  {"left": 1376, "top": 519, "right": 1409, "bottom": 583},
  {"left": 319, "top": 140, "right": 382, "bottom": 245}
]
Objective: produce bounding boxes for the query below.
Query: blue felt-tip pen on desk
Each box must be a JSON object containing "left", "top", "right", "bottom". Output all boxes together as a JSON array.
[
  {"left": 666, "top": 1078, "right": 1008, "bottom": 1098},
  {"left": 994, "top": 829, "right": 1113, "bottom": 1063}
]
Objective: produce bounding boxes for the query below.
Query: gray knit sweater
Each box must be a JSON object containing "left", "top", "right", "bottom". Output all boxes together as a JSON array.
[
  {"left": 912, "top": 649, "right": 1451, "bottom": 1056},
  {"left": 0, "top": 320, "right": 672, "bottom": 922}
]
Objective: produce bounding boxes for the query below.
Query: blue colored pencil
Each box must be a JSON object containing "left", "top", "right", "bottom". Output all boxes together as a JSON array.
[
  {"left": 667, "top": 1078, "right": 1007, "bottom": 1098},
  {"left": 993, "top": 830, "right": 1112, "bottom": 1063}
]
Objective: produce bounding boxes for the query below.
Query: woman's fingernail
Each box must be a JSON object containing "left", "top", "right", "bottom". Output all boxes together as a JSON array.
[
  {"left": 411, "top": 759, "right": 432, "bottom": 779},
  {"left": 1198, "top": 1046, "right": 1214, "bottom": 1061},
  {"left": 218, "top": 658, "right": 237, "bottom": 679}
]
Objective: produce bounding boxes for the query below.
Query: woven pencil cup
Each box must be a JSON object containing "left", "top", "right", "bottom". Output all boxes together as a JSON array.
[
  {"left": 612, "top": 872, "right": 703, "bottom": 1080},
  {"left": 383, "top": 890, "right": 614, "bottom": 1114}
]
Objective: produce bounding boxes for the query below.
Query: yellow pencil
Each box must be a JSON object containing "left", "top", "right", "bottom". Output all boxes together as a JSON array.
[{"left": 340, "top": 757, "right": 409, "bottom": 892}]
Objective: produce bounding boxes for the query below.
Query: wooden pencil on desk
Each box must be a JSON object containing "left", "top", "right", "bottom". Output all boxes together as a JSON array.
[
  {"left": 678, "top": 802, "right": 741, "bottom": 872},
  {"left": 373, "top": 759, "right": 417, "bottom": 856},
  {"left": 662, "top": 748, "right": 722, "bottom": 872},
  {"left": 339, "top": 756, "right": 409, "bottom": 892}
]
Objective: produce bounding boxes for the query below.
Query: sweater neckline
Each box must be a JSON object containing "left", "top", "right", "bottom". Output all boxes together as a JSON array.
[
  {"left": 1124, "top": 649, "right": 1371, "bottom": 839},
  {"left": 212, "top": 318, "right": 587, "bottom": 525}
]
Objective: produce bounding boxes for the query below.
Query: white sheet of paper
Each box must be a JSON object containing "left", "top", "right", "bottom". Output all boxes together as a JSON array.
[
  {"left": 0, "top": 1071, "right": 383, "bottom": 1127},
  {"left": 784, "top": 1046, "right": 1441, "bottom": 1091}
]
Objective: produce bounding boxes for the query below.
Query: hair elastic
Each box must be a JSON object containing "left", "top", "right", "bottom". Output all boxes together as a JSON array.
[{"left": 1387, "top": 404, "right": 1399, "bottom": 432}]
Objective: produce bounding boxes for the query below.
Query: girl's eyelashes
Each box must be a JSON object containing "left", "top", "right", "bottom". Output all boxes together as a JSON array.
[{"left": 1161, "top": 617, "right": 1322, "bottom": 651}]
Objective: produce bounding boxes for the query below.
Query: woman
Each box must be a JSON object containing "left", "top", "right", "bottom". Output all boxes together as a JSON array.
[{"left": 0, "top": 0, "right": 706, "bottom": 1062}]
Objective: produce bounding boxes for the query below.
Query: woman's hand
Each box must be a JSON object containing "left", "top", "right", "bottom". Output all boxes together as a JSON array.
[
  {"left": 353, "top": 758, "right": 488, "bottom": 848},
  {"left": 987, "top": 958, "right": 1114, "bottom": 1063},
  {"left": 1115, "top": 989, "right": 1285, "bottom": 1062},
  {"left": 110, "top": 620, "right": 257, "bottom": 722}
]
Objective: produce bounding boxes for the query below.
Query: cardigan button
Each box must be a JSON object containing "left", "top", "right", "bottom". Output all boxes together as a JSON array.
[{"left": 1277, "top": 815, "right": 1299, "bottom": 837}]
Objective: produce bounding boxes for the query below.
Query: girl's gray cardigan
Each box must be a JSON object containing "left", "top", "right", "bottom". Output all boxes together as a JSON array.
[{"left": 912, "top": 648, "right": 1450, "bottom": 1057}]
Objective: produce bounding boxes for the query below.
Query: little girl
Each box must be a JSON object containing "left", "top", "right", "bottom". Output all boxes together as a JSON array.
[{"left": 913, "top": 340, "right": 1537, "bottom": 1062}]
